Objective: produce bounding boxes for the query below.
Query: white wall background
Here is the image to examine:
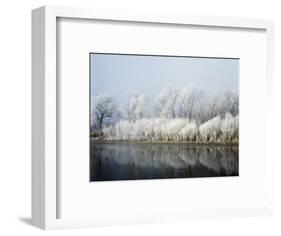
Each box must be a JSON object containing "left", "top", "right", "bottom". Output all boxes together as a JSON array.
[{"left": 0, "top": 0, "right": 280, "bottom": 235}]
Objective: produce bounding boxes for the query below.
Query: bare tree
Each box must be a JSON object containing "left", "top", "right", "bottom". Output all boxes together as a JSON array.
[{"left": 92, "top": 94, "right": 115, "bottom": 130}]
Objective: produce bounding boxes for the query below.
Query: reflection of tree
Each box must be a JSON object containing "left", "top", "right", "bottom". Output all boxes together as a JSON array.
[
  {"left": 220, "top": 148, "right": 239, "bottom": 175},
  {"left": 91, "top": 143, "right": 239, "bottom": 180}
]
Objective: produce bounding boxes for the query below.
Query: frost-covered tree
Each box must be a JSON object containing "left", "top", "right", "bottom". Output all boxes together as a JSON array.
[
  {"left": 221, "top": 91, "right": 239, "bottom": 116},
  {"left": 119, "top": 94, "right": 146, "bottom": 121},
  {"left": 199, "top": 116, "right": 222, "bottom": 142},
  {"left": 155, "top": 88, "right": 179, "bottom": 119},
  {"left": 178, "top": 122, "right": 197, "bottom": 141},
  {"left": 93, "top": 86, "right": 239, "bottom": 142},
  {"left": 200, "top": 95, "right": 222, "bottom": 122},
  {"left": 220, "top": 113, "right": 239, "bottom": 142},
  {"left": 102, "top": 116, "right": 238, "bottom": 143},
  {"left": 92, "top": 94, "right": 115, "bottom": 130},
  {"left": 178, "top": 87, "right": 202, "bottom": 119}
]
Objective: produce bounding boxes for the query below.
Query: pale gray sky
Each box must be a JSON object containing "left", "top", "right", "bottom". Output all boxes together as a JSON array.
[{"left": 90, "top": 53, "right": 239, "bottom": 104}]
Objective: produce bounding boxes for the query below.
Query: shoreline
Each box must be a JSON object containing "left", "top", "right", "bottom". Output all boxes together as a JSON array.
[{"left": 90, "top": 139, "right": 238, "bottom": 146}]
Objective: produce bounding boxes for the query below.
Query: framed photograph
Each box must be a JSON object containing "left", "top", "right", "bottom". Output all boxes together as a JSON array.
[
  {"left": 32, "top": 6, "right": 274, "bottom": 230},
  {"left": 90, "top": 53, "right": 239, "bottom": 181}
]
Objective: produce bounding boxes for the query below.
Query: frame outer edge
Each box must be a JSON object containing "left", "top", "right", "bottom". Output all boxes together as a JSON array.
[
  {"left": 44, "top": 5, "right": 58, "bottom": 229},
  {"left": 265, "top": 21, "right": 275, "bottom": 214},
  {"left": 32, "top": 6, "right": 46, "bottom": 229}
]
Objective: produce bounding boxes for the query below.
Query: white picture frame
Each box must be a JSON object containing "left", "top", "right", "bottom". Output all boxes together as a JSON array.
[{"left": 32, "top": 5, "right": 274, "bottom": 230}]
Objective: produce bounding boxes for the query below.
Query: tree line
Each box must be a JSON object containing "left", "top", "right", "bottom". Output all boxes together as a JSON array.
[{"left": 91, "top": 87, "right": 239, "bottom": 143}]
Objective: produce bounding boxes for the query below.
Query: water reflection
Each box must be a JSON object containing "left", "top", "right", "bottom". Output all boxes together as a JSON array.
[{"left": 90, "top": 142, "right": 239, "bottom": 181}]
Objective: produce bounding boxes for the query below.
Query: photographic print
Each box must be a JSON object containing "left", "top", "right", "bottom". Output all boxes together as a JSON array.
[{"left": 90, "top": 53, "right": 239, "bottom": 181}]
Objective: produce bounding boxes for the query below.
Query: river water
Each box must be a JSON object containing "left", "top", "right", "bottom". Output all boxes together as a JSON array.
[{"left": 90, "top": 141, "right": 239, "bottom": 181}]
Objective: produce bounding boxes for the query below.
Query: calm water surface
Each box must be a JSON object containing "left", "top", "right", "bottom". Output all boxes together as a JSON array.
[{"left": 90, "top": 141, "right": 239, "bottom": 181}]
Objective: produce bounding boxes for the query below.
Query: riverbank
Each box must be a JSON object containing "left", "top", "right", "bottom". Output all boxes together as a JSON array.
[{"left": 90, "top": 138, "right": 238, "bottom": 146}]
